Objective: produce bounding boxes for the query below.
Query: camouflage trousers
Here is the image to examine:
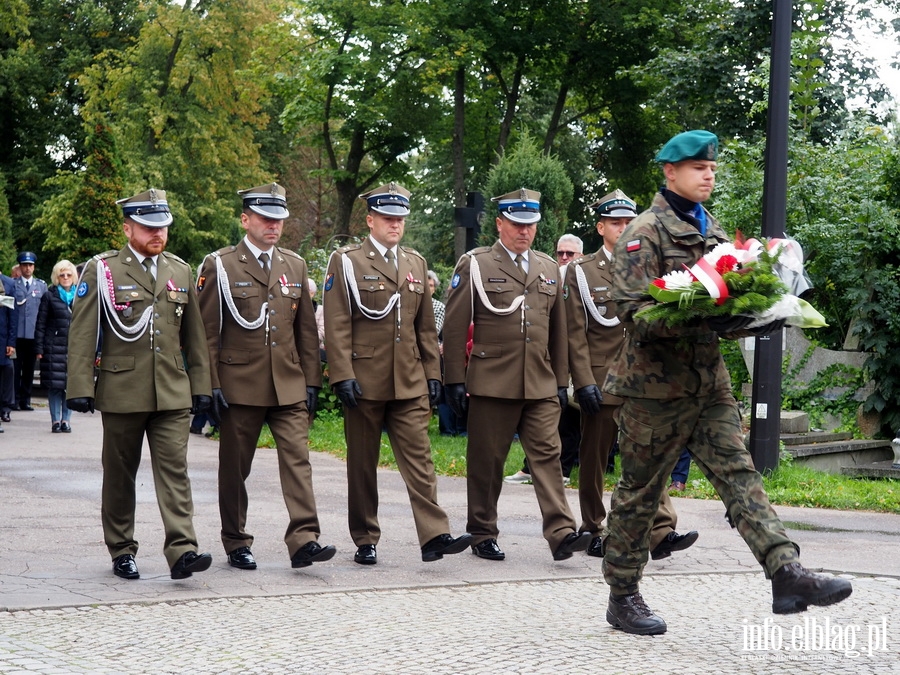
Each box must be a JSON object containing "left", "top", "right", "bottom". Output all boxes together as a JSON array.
[{"left": 602, "top": 390, "right": 799, "bottom": 594}]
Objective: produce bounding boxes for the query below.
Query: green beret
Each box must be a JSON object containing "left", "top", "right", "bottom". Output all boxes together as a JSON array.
[{"left": 655, "top": 130, "right": 718, "bottom": 163}]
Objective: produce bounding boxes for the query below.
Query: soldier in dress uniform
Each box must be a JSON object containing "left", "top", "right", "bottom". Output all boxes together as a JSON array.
[
  {"left": 443, "top": 188, "right": 591, "bottom": 562},
  {"left": 565, "top": 190, "right": 697, "bottom": 559},
  {"left": 66, "top": 189, "right": 214, "bottom": 580},
  {"left": 323, "top": 182, "right": 471, "bottom": 565},
  {"left": 197, "top": 183, "right": 336, "bottom": 571},
  {"left": 602, "top": 130, "right": 852, "bottom": 635}
]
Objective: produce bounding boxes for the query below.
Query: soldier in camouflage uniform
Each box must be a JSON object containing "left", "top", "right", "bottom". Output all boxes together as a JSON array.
[
  {"left": 601, "top": 131, "right": 852, "bottom": 635},
  {"left": 565, "top": 190, "right": 697, "bottom": 560}
]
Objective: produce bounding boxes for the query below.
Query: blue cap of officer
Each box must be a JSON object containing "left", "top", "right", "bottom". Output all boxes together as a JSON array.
[
  {"left": 116, "top": 188, "right": 173, "bottom": 227},
  {"left": 492, "top": 188, "right": 542, "bottom": 224},
  {"left": 16, "top": 251, "right": 37, "bottom": 264},
  {"left": 238, "top": 182, "right": 290, "bottom": 219},
  {"left": 359, "top": 182, "right": 411, "bottom": 217},
  {"left": 655, "top": 130, "right": 718, "bottom": 163}
]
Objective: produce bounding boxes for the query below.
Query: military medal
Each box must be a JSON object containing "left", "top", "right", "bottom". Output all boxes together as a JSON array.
[
  {"left": 175, "top": 306, "right": 183, "bottom": 317},
  {"left": 122, "top": 306, "right": 133, "bottom": 318},
  {"left": 406, "top": 272, "right": 420, "bottom": 292}
]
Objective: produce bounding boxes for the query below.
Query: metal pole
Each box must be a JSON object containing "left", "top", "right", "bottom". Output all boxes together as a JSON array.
[{"left": 749, "top": 0, "right": 792, "bottom": 473}]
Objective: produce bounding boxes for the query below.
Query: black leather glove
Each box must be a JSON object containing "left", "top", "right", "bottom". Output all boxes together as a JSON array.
[
  {"left": 748, "top": 318, "right": 787, "bottom": 336},
  {"left": 335, "top": 379, "right": 362, "bottom": 409},
  {"left": 445, "top": 383, "right": 468, "bottom": 417},
  {"left": 575, "top": 384, "right": 603, "bottom": 415},
  {"left": 557, "top": 387, "right": 568, "bottom": 410},
  {"left": 427, "top": 379, "right": 442, "bottom": 408},
  {"left": 209, "top": 388, "right": 229, "bottom": 426},
  {"left": 706, "top": 314, "right": 756, "bottom": 334},
  {"left": 307, "top": 386, "right": 320, "bottom": 417},
  {"left": 190, "top": 395, "right": 211, "bottom": 415},
  {"left": 67, "top": 397, "right": 94, "bottom": 414}
]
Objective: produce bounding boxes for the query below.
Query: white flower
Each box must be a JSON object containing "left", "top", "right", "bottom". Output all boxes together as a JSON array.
[{"left": 660, "top": 269, "right": 695, "bottom": 289}]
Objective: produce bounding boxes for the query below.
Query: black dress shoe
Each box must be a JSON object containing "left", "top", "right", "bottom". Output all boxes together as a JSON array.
[
  {"left": 227, "top": 546, "right": 257, "bottom": 570},
  {"left": 650, "top": 530, "right": 699, "bottom": 560},
  {"left": 354, "top": 544, "right": 377, "bottom": 565},
  {"left": 112, "top": 554, "right": 140, "bottom": 580},
  {"left": 771, "top": 562, "right": 852, "bottom": 614},
  {"left": 1, "top": 412, "right": 10, "bottom": 423},
  {"left": 606, "top": 592, "right": 667, "bottom": 635},
  {"left": 421, "top": 533, "right": 473, "bottom": 562},
  {"left": 291, "top": 541, "right": 336, "bottom": 568},
  {"left": 471, "top": 538, "right": 505, "bottom": 560},
  {"left": 553, "top": 531, "right": 592, "bottom": 561},
  {"left": 60, "top": 422, "right": 71, "bottom": 433},
  {"left": 170, "top": 551, "right": 213, "bottom": 579},
  {"left": 587, "top": 535, "right": 605, "bottom": 558},
  {"left": 19, "top": 404, "right": 34, "bottom": 412}
]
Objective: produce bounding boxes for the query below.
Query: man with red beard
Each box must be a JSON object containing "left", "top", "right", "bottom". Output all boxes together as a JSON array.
[{"left": 67, "top": 189, "right": 213, "bottom": 581}]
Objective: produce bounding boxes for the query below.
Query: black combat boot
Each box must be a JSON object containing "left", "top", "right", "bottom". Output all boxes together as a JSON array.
[
  {"left": 606, "top": 592, "right": 667, "bottom": 635},
  {"left": 771, "top": 562, "right": 852, "bottom": 614}
]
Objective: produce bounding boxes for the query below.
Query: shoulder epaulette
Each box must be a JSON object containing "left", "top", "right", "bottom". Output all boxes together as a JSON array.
[
  {"left": 533, "top": 250, "right": 556, "bottom": 264},
  {"left": 400, "top": 245, "right": 424, "bottom": 261},
  {"left": 95, "top": 250, "right": 117, "bottom": 260},
  {"left": 466, "top": 246, "right": 492, "bottom": 257},
  {"left": 214, "top": 245, "right": 238, "bottom": 257},
  {"left": 277, "top": 247, "right": 303, "bottom": 260},
  {"left": 162, "top": 251, "right": 188, "bottom": 265},
  {"left": 336, "top": 243, "right": 362, "bottom": 254},
  {"left": 573, "top": 252, "right": 596, "bottom": 266}
]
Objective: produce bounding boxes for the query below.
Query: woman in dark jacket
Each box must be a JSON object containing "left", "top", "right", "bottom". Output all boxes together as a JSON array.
[{"left": 35, "top": 260, "right": 77, "bottom": 432}]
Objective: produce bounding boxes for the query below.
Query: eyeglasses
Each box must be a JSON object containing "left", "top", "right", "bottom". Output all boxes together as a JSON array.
[
  {"left": 556, "top": 251, "right": 578, "bottom": 259},
  {"left": 58, "top": 272, "right": 74, "bottom": 277}
]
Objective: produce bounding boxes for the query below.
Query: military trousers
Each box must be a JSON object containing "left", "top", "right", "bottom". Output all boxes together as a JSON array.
[
  {"left": 100, "top": 409, "right": 199, "bottom": 567},
  {"left": 219, "top": 402, "right": 322, "bottom": 558},
  {"left": 579, "top": 404, "right": 678, "bottom": 548},
  {"left": 344, "top": 396, "right": 450, "bottom": 547},
  {"left": 603, "top": 390, "right": 799, "bottom": 594},
  {"left": 466, "top": 395, "right": 577, "bottom": 552}
]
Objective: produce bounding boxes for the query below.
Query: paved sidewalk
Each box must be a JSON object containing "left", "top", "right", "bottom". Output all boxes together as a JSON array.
[{"left": 1, "top": 402, "right": 899, "bottom": 673}]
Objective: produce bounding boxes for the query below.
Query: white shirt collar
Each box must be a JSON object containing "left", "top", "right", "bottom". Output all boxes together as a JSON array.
[
  {"left": 242, "top": 236, "right": 274, "bottom": 262},
  {"left": 128, "top": 246, "right": 157, "bottom": 267},
  {"left": 602, "top": 245, "right": 614, "bottom": 261},
  {"left": 369, "top": 237, "right": 397, "bottom": 261},
  {"left": 499, "top": 242, "right": 528, "bottom": 263}
]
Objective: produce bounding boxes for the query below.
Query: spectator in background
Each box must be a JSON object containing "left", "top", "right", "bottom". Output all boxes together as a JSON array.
[
  {"left": 0, "top": 269, "right": 16, "bottom": 430},
  {"left": 308, "top": 277, "right": 326, "bottom": 358},
  {"left": 35, "top": 260, "right": 77, "bottom": 433},
  {"left": 13, "top": 251, "right": 48, "bottom": 411},
  {"left": 430, "top": 269, "right": 466, "bottom": 436}
]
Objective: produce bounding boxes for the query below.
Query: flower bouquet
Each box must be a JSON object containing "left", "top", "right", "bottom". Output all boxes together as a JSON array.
[{"left": 635, "top": 235, "right": 827, "bottom": 329}]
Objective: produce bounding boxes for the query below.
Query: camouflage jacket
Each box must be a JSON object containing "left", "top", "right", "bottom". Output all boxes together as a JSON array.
[{"left": 602, "top": 192, "right": 732, "bottom": 400}]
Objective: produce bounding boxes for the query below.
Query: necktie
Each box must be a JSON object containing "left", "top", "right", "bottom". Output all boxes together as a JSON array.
[
  {"left": 514, "top": 254, "right": 525, "bottom": 280},
  {"left": 385, "top": 249, "right": 397, "bottom": 281},
  {"left": 142, "top": 257, "right": 155, "bottom": 282},
  {"left": 258, "top": 252, "right": 271, "bottom": 281}
]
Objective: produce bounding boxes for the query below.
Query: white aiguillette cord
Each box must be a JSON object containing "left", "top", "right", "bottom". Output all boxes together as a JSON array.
[
  {"left": 98, "top": 258, "right": 154, "bottom": 344},
  {"left": 215, "top": 255, "right": 269, "bottom": 342},
  {"left": 330, "top": 250, "right": 402, "bottom": 321},
  {"left": 469, "top": 255, "right": 526, "bottom": 331},
  {"left": 575, "top": 264, "right": 620, "bottom": 327}
]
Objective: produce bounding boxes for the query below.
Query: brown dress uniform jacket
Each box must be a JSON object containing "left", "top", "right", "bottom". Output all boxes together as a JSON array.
[
  {"left": 443, "top": 241, "right": 567, "bottom": 394},
  {"left": 67, "top": 248, "right": 211, "bottom": 408},
  {"left": 198, "top": 239, "right": 322, "bottom": 405},
  {"left": 323, "top": 238, "right": 440, "bottom": 398}
]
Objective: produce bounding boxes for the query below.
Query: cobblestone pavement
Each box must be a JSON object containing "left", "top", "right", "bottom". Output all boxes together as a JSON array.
[
  {"left": 1, "top": 403, "right": 899, "bottom": 674},
  {"left": 1, "top": 574, "right": 898, "bottom": 674}
]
